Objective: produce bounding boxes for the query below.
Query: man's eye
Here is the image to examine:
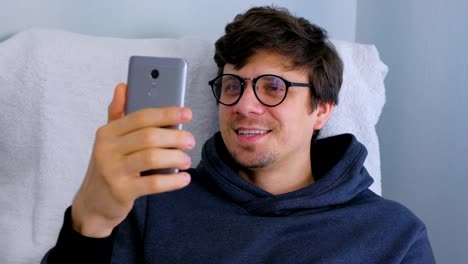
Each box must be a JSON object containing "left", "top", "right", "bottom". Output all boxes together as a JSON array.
[
  {"left": 261, "top": 82, "right": 285, "bottom": 93},
  {"left": 266, "top": 85, "right": 283, "bottom": 92},
  {"left": 225, "top": 84, "right": 240, "bottom": 90},
  {"left": 223, "top": 83, "right": 241, "bottom": 93}
]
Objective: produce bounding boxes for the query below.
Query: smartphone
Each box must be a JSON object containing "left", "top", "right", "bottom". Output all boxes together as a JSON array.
[{"left": 126, "top": 55, "right": 188, "bottom": 175}]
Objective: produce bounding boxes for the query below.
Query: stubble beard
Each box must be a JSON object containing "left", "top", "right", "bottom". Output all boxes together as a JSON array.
[{"left": 228, "top": 143, "right": 277, "bottom": 169}]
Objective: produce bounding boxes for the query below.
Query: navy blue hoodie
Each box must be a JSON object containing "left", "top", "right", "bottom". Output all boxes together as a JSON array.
[{"left": 43, "top": 133, "right": 435, "bottom": 263}]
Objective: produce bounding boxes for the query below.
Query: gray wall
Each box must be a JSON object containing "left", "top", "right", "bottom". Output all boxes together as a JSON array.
[
  {"left": 0, "top": 0, "right": 357, "bottom": 42},
  {"left": 356, "top": 1, "right": 468, "bottom": 263}
]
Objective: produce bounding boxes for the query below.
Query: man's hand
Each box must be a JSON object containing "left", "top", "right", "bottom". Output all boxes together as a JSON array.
[{"left": 71, "top": 83, "right": 195, "bottom": 238}]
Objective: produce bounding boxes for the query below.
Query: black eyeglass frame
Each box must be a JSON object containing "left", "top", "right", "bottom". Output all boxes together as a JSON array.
[{"left": 208, "top": 73, "right": 315, "bottom": 107}]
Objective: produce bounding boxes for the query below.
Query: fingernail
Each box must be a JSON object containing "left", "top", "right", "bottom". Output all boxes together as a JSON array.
[
  {"left": 187, "top": 136, "right": 195, "bottom": 148},
  {"left": 182, "top": 108, "right": 192, "bottom": 120},
  {"left": 182, "top": 172, "right": 191, "bottom": 184},
  {"left": 185, "top": 155, "right": 192, "bottom": 167}
]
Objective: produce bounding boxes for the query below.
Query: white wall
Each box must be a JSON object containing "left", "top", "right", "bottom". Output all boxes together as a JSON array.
[
  {"left": 356, "top": 1, "right": 468, "bottom": 263},
  {"left": 0, "top": 0, "right": 356, "bottom": 42}
]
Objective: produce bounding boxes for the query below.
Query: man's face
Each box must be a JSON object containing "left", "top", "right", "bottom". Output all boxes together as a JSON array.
[{"left": 219, "top": 51, "right": 331, "bottom": 171}]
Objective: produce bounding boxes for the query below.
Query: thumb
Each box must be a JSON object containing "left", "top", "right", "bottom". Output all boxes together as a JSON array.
[{"left": 108, "top": 83, "right": 127, "bottom": 123}]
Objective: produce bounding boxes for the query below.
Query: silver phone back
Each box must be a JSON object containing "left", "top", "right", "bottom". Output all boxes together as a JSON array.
[{"left": 126, "top": 56, "right": 187, "bottom": 122}]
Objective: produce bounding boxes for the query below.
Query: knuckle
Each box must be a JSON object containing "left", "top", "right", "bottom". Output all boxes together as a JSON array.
[
  {"left": 167, "top": 108, "right": 178, "bottom": 120},
  {"left": 177, "top": 150, "right": 188, "bottom": 161},
  {"left": 176, "top": 130, "right": 189, "bottom": 143},
  {"left": 132, "top": 111, "right": 152, "bottom": 126},
  {"left": 175, "top": 130, "right": 192, "bottom": 147},
  {"left": 93, "top": 141, "right": 114, "bottom": 162},
  {"left": 174, "top": 150, "right": 190, "bottom": 168},
  {"left": 162, "top": 107, "right": 179, "bottom": 122},
  {"left": 98, "top": 162, "right": 116, "bottom": 180},
  {"left": 148, "top": 177, "right": 163, "bottom": 191},
  {"left": 147, "top": 176, "right": 180, "bottom": 193},
  {"left": 108, "top": 179, "right": 126, "bottom": 200},
  {"left": 144, "top": 149, "right": 162, "bottom": 166},
  {"left": 93, "top": 146, "right": 106, "bottom": 161},
  {"left": 140, "top": 129, "right": 158, "bottom": 146},
  {"left": 95, "top": 126, "right": 107, "bottom": 141}
]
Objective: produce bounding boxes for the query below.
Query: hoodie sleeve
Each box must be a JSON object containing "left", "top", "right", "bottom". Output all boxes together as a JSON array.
[
  {"left": 41, "top": 207, "right": 115, "bottom": 264},
  {"left": 401, "top": 226, "right": 436, "bottom": 264}
]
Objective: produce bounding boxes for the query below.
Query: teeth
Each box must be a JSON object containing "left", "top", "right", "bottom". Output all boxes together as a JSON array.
[{"left": 237, "top": 129, "right": 269, "bottom": 135}]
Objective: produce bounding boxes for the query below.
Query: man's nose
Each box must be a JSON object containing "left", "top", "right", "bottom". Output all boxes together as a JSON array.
[{"left": 232, "top": 82, "right": 264, "bottom": 115}]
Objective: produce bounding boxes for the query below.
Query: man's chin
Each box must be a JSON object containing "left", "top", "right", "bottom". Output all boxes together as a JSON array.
[{"left": 229, "top": 151, "right": 276, "bottom": 169}]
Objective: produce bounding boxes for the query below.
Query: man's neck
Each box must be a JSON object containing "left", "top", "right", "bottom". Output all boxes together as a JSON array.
[{"left": 237, "top": 155, "right": 315, "bottom": 195}]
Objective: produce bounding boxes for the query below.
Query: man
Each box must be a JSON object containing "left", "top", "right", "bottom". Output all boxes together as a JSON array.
[{"left": 42, "top": 6, "right": 435, "bottom": 263}]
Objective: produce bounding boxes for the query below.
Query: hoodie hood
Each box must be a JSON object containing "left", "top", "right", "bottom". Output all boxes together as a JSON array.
[{"left": 196, "top": 132, "right": 374, "bottom": 216}]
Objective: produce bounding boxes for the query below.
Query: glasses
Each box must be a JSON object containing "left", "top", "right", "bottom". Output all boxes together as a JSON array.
[{"left": 208, "top": 74, "right": 314, "bottom": 107}]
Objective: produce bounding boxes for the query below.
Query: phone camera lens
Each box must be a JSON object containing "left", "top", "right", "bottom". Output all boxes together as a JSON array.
[{"left": 151, "top": 69, "right": 159, "bottom": 79}]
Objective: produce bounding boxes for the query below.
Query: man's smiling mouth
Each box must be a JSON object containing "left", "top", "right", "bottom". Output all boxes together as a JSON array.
[{"left": 236, "top": 129, "right": 271, "bottom": 136}]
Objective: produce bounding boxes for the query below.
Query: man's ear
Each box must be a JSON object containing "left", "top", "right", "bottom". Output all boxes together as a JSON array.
[{"left": 313, "top": 102, "right": 334, "bottom": 130}]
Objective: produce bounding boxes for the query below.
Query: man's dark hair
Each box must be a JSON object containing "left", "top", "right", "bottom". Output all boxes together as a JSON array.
[{"left": 214, "top": 6, "right": 344, "bottom": 112}]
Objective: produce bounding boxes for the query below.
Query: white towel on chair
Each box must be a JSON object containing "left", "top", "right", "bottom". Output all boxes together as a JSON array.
[{"left": 0, "top": 28, "right": 387, "bottom": 264}]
